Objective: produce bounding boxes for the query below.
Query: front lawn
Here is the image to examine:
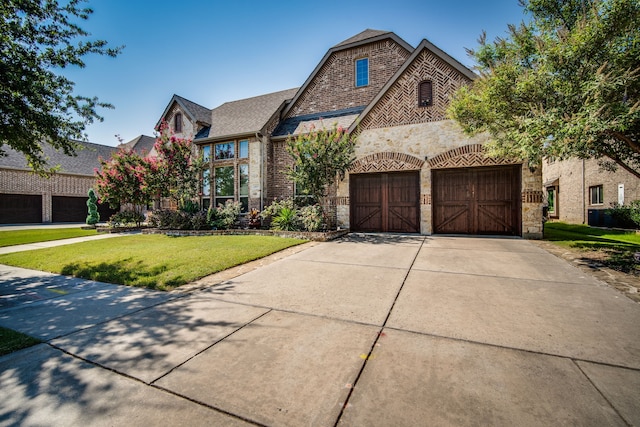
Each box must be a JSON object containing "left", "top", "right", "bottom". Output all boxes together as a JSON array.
[
  {"left": 0, "top": 234, "right": 306, "bottom": 291},
  {"left": 0, "top": 327, "right": 41, "bottom": 356},
  {"left": 0, "top": 228, "right": 98, "bottom": 248},
  {"left": 544, "top": 222, "right": 640, "bottom": 275}
]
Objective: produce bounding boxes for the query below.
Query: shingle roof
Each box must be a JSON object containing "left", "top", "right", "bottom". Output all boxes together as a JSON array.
[
  {"left": 272, "top": 106, "right": 365, "bottom": 138},
  {"left": 173, "top": 95, "right": 212, "bottom": 125},
  {"left": 119, "top": 135, "right": 156, "bottom": 156},
  {"left": 334, "top": 29, "right": 392, "bottom": 47},
  {"left": 0, "top": 141, "right": 117, "bottom": 176},
  {"left": 156, "top": 94, "right": 212, "bottom": 129},
  {"left": 202, "top": 88, "right": 299, "bottom": 140}
]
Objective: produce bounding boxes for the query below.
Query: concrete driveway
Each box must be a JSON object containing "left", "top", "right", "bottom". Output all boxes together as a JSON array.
[{"left": 0, "top": 234, "right": 639, "bottom": 426}]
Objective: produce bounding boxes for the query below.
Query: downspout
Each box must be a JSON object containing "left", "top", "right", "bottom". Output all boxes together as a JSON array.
[
  {"left": 582, "top": 159, "right": 586, "bottom": 224},
  {"left": 256, "top": 131, "right": 264, "bottom": 211}
]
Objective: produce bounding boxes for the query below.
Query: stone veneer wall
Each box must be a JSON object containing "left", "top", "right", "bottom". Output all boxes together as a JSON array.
[
  {"left": 335, "top": 120, "right": 544, "bottom": 238},
  {"left": 543, "top": 157, "right": 640, "bottom": 224},
  {"left": 0, "top": 168, "right": 96, "bottom": 222}
]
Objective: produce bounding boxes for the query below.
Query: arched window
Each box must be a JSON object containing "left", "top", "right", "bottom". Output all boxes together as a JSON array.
[
  {"left": 418, "top": 80, "right": 433, "bottom": 107},
  {"left": 174, "top": 112, "right": 182, "bottom": 133}
]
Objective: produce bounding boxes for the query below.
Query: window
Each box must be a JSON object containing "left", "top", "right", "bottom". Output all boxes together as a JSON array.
[
  {"left": 215, "top": 142, "right": 235, "bottom": 160},
  {"left": 590, "top": 185, "right": 603, "bottom": 205},
  {"left": 546, "top": 187, "right": 556, "bottom": 215},
  {"left": 202, "top": 145, "right": 211, "bottom": 161},
  {"left": 239, "top": 164, "right": 249, "bottom": 211},
  {"left": 174, "top": 113, "right": 182, "bottom": 133},
  {"left": 419, "top": 80, "right": 433, "bottom": 106},
  {"left": 355, "top": 58, "right": 369, "bottom": 87},
  {"left": 215, "top": 166, "right": 235, "bottom": 207},
  {"left": 239, "top": 140, "right": 249, "bottom": 158}
]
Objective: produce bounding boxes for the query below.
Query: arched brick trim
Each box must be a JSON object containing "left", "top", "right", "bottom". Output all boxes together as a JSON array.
[
  {"left": 349, "top": 152, "right": 424, "bottom": 173},
  {"left": 427, "top": 144, "right": 520, "bottom": 169}
]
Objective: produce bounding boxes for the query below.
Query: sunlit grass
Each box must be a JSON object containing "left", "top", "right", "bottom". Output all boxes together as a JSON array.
[
  {"left": 0, "top": 228, "right": 98, "bottom": 247},
  {"left": 544, "top": 222, "right": 640, "bottom": 274},
  {"left": 0, "top": 234, "right": 307, "bottom": 291}
]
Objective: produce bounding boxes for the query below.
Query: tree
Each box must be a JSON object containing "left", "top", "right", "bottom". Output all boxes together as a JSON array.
[
  {"left": 95, "top": 148, "right": 157, "bottom": 214},
  {"left": 447, "top": 0, "right": 640, "bottom": 177},
  {"left": 153, "top": 121, "right": 207, "bottom": 210},
  {"left": 285, "top": 123, "right": 356, "bottom": 226},
  {"left": 0, "top": 0, "right": 122, "bottom": 173}
]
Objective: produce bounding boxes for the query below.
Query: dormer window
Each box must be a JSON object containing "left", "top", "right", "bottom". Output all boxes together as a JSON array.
[
  {"left": 419, "top": 80, "right": 433, "bottom": 107},
  {"left": 355, "top": 58, "right": 369, "bottom": 87},
  {"left": 174, "top": 113, "right": 182, "bottom": 133}
]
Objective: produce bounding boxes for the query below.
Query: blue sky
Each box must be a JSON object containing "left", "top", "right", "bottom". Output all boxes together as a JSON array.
[{"left": 65, "top": 0, "right": 527, "bottom": 147}]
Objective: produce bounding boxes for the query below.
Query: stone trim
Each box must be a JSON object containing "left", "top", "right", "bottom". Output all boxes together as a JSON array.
[
  {"left": 349, "top": 152, "right": 424, "bottom": 173},
  {"left": 428, "top": 144, "right": 520, "bottom": 169}
]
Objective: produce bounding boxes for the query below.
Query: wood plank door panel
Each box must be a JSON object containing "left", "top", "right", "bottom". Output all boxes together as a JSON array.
[
  {"left": 433, "top": 165, "right": 521, "bottom": 235},
  {"left": 351, "top": 172, "right": 420, "bottom": 233}
]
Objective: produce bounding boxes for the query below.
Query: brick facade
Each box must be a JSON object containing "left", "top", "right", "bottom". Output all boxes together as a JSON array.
[
  {"left": 543, "top": 158, "right": 640, "bottom": 224},
  {"left": 0, "top": 168, "right": 97, "bottom": 222},
  {"left": 284, "top": 39, "right": 410, "bottom": 119}
]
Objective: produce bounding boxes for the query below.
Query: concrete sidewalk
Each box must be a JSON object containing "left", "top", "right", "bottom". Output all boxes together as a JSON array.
[{"left": 0, "top": 234, "right": 639, "bottom": 426}]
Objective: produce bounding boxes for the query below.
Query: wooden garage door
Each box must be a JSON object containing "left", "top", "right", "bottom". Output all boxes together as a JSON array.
[
  {"left": 0, "top": 194, "right": 42, "bottom": 224},
  {"left": 433, "top": 165, "right": 521, "bottom": 236},
  {"left": 350, "top": 172, "right": 420, "bottom": 233}
]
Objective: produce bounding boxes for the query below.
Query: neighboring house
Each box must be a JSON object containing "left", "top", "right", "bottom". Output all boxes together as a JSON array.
[
  {"left": 0, "top": 141, "right": 119, "bottom": 223},
  {"left": 156, "top": 29, "right": 544, "bottom": 238},
  {"left": 543, "top": 158, "right": 640, "bottom": 226}
]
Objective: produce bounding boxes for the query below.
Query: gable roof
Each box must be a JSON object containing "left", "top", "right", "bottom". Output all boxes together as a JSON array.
[
  {"left": 155, "top": 94, "right": 212, "bottom": 129},
  {"left": 349, "top": 38, "right": 477, "bottom": 132},
  {"left": 281, "top": 30, "right": 413, "bottom": 120},
  {"left": 118, "top": 135, "right": 156, "bottom": 155},
  {"left": 0, "top": 141, "right": 117, "bottom": 176},
  {"left": 198, "top": 88, "right": 299, "bottom": 141}
]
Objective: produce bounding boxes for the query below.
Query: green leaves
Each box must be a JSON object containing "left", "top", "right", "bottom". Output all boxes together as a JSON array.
[
  {"left": 285, "top": 123, "right": 356, "bottom": 202},
  {"left": 448, "top": 0, "right": 640, "bottom": 177},
  {"left": 0, "top": 0, "right": 123, "bottom": 173}
]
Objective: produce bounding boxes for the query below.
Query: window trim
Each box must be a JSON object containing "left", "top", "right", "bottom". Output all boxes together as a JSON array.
[
  {"left": 355, "top": 57, "right": 369, "bottom": 87},
  {"left": 174, "top": 112, "right": 182, "bottom": 133},
  {"left": 418, "top": 80, "right": 433, "bottom": 107},
  {"left": 589, "top": 185, "right": 604, "bottom": 205}
]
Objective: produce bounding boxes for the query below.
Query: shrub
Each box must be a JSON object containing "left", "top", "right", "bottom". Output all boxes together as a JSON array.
[
  {"left": 190, "top": 210, "right": 210, "bottom": 230},
  {"left": 86, "top": 188, "right": 100, "bottom": 225},
  {"left": 206, "top": 200, "right": 241, "bottom": 230},
  {"left": 109, "top": 210, "right": 145, "bottom": 227},
  {"left": 271, "top": 207, "right": 300, "bottom": 231},
  {"left": 260, "top": 198, "right": 296, "bottom": 221},
  {"left": 606, "top": 202, "right": 640, "bottom": 229},
  {"left": 299, "top": 204, "right": 323, "bottom": 232}
]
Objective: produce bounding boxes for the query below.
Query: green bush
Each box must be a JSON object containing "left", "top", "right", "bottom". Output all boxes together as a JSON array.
[
  {"left": 208, "top": 200, "right": 241, "bottom": 229},
  {"left": 86, "top": 188, "right": 100, "bottom": 225},
  {"left": 271, "top": 207, "right": 300, "bottom": 231},
  {"left": 606, "top": 202, "right": 640, "bottom": 229},
  {"left": 109, "top": 210, "right": 145, "bottom": 227},
  {"left": 299, "top": 204, "right": 323, "bottom": 232}
]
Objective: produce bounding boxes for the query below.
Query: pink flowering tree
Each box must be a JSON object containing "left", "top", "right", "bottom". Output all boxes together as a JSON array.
[
  {"left": 285, "top": 123, "right": 356, "bottom": 226},
  {"left": 153, "top": 121, "right": 207, "bottom": 211},
  {"left": 95, "top": 148, "right": 158, "bottom": 214}
]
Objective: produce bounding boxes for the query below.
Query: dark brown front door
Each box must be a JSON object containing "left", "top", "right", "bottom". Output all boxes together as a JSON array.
[
  {"left": 432, "top": 165, "right": 521, "bottom": 235},
  {"left": 350, "top": 171, "right": 420, "bottom": 233}
]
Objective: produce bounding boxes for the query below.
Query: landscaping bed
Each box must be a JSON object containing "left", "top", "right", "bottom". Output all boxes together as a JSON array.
[{"left": 141, "top": 227, "right": 349, "bottom": 242}]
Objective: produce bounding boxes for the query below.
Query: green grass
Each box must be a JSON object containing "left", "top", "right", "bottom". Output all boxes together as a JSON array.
[
  {"left": 0, "top": 228, "right": 98, "bottom": 247},
  {"left": 0, "top": 234, "right": 306, "bottom": 291},
  {"left": 0, "top": 327, "right": 41, "bottom": 356},
  {"left": 544, "top": 222, "right": 640, "bottom": 274}
]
